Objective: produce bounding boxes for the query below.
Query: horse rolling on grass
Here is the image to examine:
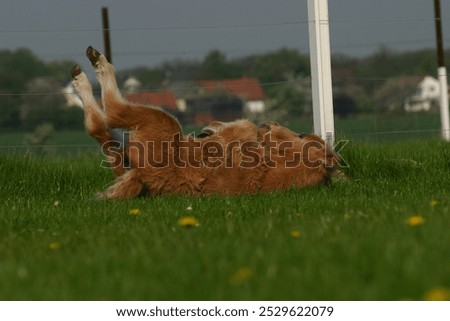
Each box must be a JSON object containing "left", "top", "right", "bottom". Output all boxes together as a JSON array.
[{"left": 70, "top": 46, "right": 340, "bottom": 199}]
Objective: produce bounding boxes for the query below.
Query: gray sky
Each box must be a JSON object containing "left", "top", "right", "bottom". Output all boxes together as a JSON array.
[{"left": 1, "top": 0, "right": 449, "bottom": 71}]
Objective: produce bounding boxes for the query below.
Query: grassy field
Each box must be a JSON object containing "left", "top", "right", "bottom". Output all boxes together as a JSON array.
[
  {"left": 0, "top": 138, "right": 449, "bottom": 301},
  {"left": 286, "top": 112, "right": 443, "bottom": 142},
  {"left": 0, "top": 113, "right": 444, "bottom": 157},
  {"left": 0, "top": 130, "right": 98, "bottom": 156}
]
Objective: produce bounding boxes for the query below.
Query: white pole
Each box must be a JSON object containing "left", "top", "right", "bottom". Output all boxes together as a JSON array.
[
  {"left": 434, "top": 0, "right": 450, "bottom": 141},
  {"left": 438, "top": 67, "right": 450, "bottom": 140},
  {"left": 307, "top": 0, "right": 335, "bottom": 147}
]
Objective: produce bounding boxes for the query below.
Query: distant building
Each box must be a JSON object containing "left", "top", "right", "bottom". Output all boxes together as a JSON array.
[
  {"left": 63, "top": 76, "right": 266, "bottom": 126},
  {"left": 198, "top": 77, "right": 266, "bottom": 113},
  {"left": 123, "top": 76, "right": 142, "bottom": 94},
  {"left": 404, "top": 76, "right": 442, "bottom": 112},
  {"left": 125, "top": 91, "right": 178, "bottom": 111},
  {"left": 183, "top": 94, "right": 243, "bottom": 125}
]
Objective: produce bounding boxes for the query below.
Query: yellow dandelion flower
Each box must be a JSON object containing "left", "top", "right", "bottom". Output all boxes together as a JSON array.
[
  {"left": 16, "top": 267, "right": 28, "bottom": 279},
  {"left": 423, "top": 287, "right": 450, "bottom": 301},
  {"left": 430, "top": 199, "right": 439, "bottom": 207},
  {"left": 48, "top": 242, "right": 61, "bottom": 250},
  {"left": 129, "top": 208, "right": 142, "bottom": 215},
  {"left": 291, "top": 230, "right": 302, "bottom": 238},
  {"left": 177, "top": 216, "right": 199, "bottom": 228},
  {"left": 230, "top": 267, "right": 254, "bottom": 285},
  {"left": 407, "top": 215, "right": 425, "bottom": 227}
]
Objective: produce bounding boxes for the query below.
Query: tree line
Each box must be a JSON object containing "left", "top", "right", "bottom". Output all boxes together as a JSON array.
[{"left": 0, "top": 46, "right": 448, "bottom": 131}]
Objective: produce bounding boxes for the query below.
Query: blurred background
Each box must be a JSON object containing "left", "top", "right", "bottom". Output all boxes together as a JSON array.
[{"left": 1, "top": 0, "right": 449, "bottom": 155}]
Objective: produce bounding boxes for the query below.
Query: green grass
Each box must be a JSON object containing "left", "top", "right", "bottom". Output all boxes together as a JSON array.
[
  {"left": 0, "top": 113, "right": 443, "bottom": 158},
  {"left": 0, "top": 139, "right": 449, "bottom": 300},
  {"left": 285, "top": 112, "right": 442, "bottom": 142},
  {"left": 0, "top": 130, "right": 98, "bottom": 157}
]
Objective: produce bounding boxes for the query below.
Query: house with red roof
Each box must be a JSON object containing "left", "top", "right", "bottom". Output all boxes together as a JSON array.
[
  {"left": 198, "top": 77, "right": 266, "bottom": 113},
  {"left": 63, "top": 76, "right": 267, "bottom": 126},
  {"left": 124, "top": 91, "right": 178, "bottom": 111},
  {"left": 121, "top": 76, "right": 266, "bottom": 125}
]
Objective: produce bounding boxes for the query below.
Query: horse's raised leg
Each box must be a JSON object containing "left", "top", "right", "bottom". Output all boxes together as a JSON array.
[{"left": 70, "top": 64, "right": 127, "bottom": 177}]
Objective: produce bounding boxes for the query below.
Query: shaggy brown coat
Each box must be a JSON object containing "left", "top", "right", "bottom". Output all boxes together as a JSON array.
[{"left": 70, "top": 47, "right": 339, "bottom": 199}]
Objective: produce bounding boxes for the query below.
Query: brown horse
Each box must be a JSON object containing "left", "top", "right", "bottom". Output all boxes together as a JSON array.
[{"left": 70, "top": 46, "right": 339, "bottom": 199}]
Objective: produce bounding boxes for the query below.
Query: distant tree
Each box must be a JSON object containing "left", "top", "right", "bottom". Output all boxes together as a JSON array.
[
  {"left": 363, "top": 46, "right": 399, "bottom": 77},
  {"left": 333, "top": 92, "right": 358, "bottom": 117},
  {"left": 46, "top": 60, "right": 79, "bottom": 83},
  {"left": 361, "top": 46, "right": 439, "bottom": 83},
  {"left": 160, "top": 59, "right": 201, "bottom": 82},
  {"left": 249, "top": 48, "right": 310, "bottom": 84},
  {"left": 20, "top": 77, "right": 66, "bottom": 129},
  {"left": 252, "top": 76, "right": 311, "bottom": 124},
  {"left": 23, "top": 123, "right": 55, "bottom": 155},
  {"left": 0, "top": 101, "right": 21, "bottom": 129},
  {"left": 116, "top": 66, "right": 165, "bottom": 89},
  {"left": 373, "top": 78, "right": 418, "bottom": 114},
  {"left": 344, "top": 85, "right": 374, "bottom": 114},
  {"left": 271, "top": 83, "right": 307, "bottom": 118},
  {"left": 0, "top": 49, "right": 49, "bottom": 92},
  {"left": 332, "top": 47, "right": 446, "bottom": 97},
  {"left": 198, "top": 50, "right": 243, "bottom": 80},
  {"left": 0, "top": 49, "right": 52, "bottom": 130},
  {"left": 2, "top": 45, "right": 445, "bottom": 132}
]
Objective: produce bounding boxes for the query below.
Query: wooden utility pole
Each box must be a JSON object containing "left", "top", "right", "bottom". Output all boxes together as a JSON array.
[
  {"left": 434, "top": 0, "right": 450, "bottom": 141},
  {"left": 307, "top": 0, "right": 335, "bottom": 147},
  {"left": 102, "top": 7, "right": 112, "bottom": 63}
]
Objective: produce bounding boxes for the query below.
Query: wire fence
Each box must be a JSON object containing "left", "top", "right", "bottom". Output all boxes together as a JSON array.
[
  {"left": 1, "top": 114, "right": 447, "bottom": 157},
  {"left": 0, "top": 10, "right": 449, "bottom": 152},
  {"left": 1, "top": 16, "right": 449, "bottom": 34},
  {"left": 0, "top": 72, "right": 448, "bottom": 97}
]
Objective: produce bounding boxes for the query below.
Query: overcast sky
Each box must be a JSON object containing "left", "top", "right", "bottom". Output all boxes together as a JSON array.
[{"left": 1, "top": 0, "right": 449, "bottom": 71}]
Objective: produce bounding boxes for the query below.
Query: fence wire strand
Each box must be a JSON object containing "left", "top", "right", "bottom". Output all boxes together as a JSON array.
[
  {"left": 0, "top": 14, "right": 449, "bottom": 146},
  {"left": 2, "top": 71, "right": 449, "bottom": 98}
]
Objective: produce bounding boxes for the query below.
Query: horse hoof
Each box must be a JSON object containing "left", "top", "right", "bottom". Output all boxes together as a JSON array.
[
  {"left": 70, "top": 64, "right": 82, "bottom": 79},
  {"left": 86, "top": 46, "right": 101, "bottom": 66},
  {"left": 261, "top": 121, "right": 280, "bottom": 129},
  {"left": 259, "top": 121, "right": 279, "bottom": 131}
]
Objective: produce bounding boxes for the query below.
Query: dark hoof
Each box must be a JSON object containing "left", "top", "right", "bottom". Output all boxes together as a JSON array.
[
  {"left": 86, "top": 46, "right": 101, "bottom": 66},
  {"left": 259, "top": 121, "right": 279, "bottom": 130},
  {"left": 197, "top": 129, "right": 215, "bottom": 138},
  {"left": 70, "top": 64, "right": 82, "bottom": 79}
]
